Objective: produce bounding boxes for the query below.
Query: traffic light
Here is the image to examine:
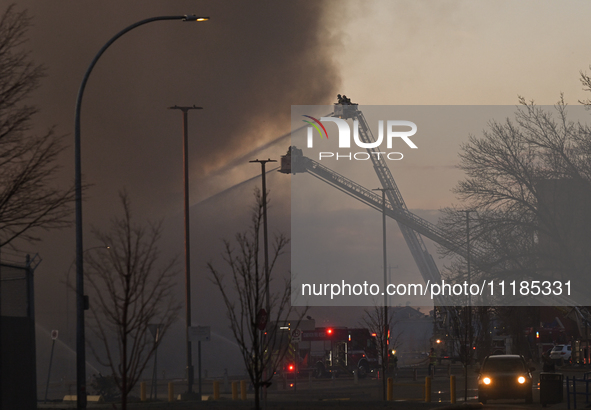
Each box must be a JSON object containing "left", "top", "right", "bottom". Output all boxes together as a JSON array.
[{"left": 326, "top": 328, "right": 333, "bottom": 335}]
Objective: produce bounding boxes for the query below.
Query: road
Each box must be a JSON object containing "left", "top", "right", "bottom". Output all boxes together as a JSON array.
[{"left": 38, "top": 363, "right": 591, "bottom": 409}]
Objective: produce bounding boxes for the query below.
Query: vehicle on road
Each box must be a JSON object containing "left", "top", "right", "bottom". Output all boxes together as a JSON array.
[
  {"left": 477, "top": 354, "right": 534, "bottom": 404},
  {"left": 549, "top": 344, "right": 572, "bottom": 364}
]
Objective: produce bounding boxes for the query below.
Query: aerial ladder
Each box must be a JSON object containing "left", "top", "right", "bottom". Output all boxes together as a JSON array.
[
  {"left": 280, "top": 99, "right": 591, "bottom": 353},
  {"left": 281, "top": 100, "right": 467, "bottom": 342}
]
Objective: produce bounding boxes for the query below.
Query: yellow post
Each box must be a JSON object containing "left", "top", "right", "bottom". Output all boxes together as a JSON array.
[
  {"left": 168, "top": 382, "right": 174, "bottom": 402},
  {"left": 240, "top": 380, "right": 247, "bottom": 400},
  {"left": 213, "top": 381, "right": 220, "bottom": 400},
  {"left": 232, "top": 381, "right": 238, "bottom": 400},
  {"left": 387, "top": 377, "right": 393, "bottom": 401},
  {"left": 140, "top": 381, "right": 146, "bottom": 401},
  {"left": 425, "top": 376, "right": 431, "bottom": 402},
  {"left": 450, "top": 375, "right": 456, "bottom": 404}
]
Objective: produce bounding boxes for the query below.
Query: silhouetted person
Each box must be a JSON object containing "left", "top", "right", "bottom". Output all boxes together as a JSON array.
[{"left": 542, "top": 353, "right": 556, "bottom": 372}]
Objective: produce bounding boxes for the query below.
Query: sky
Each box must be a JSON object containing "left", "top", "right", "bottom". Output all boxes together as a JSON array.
[{"left": 3, "top": 0, "right": 591, "bottom": 386}]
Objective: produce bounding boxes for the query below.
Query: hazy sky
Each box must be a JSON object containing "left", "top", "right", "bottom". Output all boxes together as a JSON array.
[{"left": 6, "top": 0, "right": 591, "bottom": 381}]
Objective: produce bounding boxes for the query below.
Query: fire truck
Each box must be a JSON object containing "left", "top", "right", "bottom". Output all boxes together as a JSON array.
[{"left": 285, "top": 327, "right": 380, "bottom": 378}]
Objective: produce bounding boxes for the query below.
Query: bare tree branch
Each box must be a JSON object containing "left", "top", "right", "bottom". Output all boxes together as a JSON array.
[
  {"left": 208, "top": 188, "right": 306, "bottom": 410},
  {"left": 85, "top": 192, "right": 181, "bottom": 410},
  {"left": 0, "top": 4, "right": 75, "bottom": 246}
]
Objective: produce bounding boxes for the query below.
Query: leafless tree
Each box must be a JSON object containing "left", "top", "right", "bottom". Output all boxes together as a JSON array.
[
  {"left": 361, "top": 304, "right": 402, "bottom": 396},
  {"left": 208, "top": 188, "right": 305, "bottom": 410},
  {"left": 580, "top": 65, "right": 591, "bottom": 107},
  {"left": 84, "top": 192, "right": 181, "bottom": 410},
  {"left": 0, "top": 4, "right": 74, "bottom": 246},
  {"left": 439, "top": 97, "right": 591, "bottom": 292},
  {"left": 437, "top": 95, "right": 591, "bottom": 358}
]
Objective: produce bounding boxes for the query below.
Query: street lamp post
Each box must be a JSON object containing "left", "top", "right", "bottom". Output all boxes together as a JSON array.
[
  {"left": 373, "top": 187, "right": 392, "bottom": 401},
  {"left": 74, "top": 15, "right": 208, "bottom": 410},
  {"left": 462, "top": 209, "right": 474, "bottom": 403},
  {"left": 65, "top": 246, "right": 109, "bottom": 346},
  {"left": 168, "top": 105, "right": 202, "bottom": 398}
]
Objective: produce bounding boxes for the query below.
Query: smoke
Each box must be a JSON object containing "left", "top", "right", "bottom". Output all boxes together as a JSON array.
[
  {"left": 10, "top": 0, "right": 344, "bottom": 380},
  {"left": 18, "top": 1, "right": 342, "bottom": 214}
]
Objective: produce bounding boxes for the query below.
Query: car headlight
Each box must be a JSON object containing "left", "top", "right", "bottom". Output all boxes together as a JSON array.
[
  {"left": 483, "top": 377, "right": 491, "bottom": 385},
  {"left": 518, "top": 376, "right": 526, "bottom": 384}
]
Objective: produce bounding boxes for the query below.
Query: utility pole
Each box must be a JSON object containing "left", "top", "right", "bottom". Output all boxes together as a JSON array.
[
  {"left": 169, "top": 105, "right": 202, "bottom": 398},
  {"left": 387, "top": 265, "right": 398, "bottom": 307},
  {"left": 249, "top": 159, "right": 276, "bottom": 315},
  {"left": 463, "top": 209, "right": 474, "bottom": 403},
  {"left": 374, "top": 187, "right": 392, "bottom": 400},
  {"left": 250, "top": 158, "right": 276, "bottom": 409}
]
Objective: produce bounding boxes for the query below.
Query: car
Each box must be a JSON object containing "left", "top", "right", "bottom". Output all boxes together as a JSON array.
[
  {"left": 477, "top": 354, "right": 534, "bottom": 404},
  {"left": 549, "top": 344, "right": 572, "bottom": 364}
]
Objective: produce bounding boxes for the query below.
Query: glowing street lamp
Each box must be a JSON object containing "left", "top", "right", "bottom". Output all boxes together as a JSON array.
[{"left": 74, "top": 14, "right": 208, "bottom": 409}]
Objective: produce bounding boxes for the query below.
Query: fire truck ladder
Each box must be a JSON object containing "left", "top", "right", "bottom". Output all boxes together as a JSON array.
[
  {"left": 291, "top": 151, "right": 473, "bottom": 265},
  {"left": 330, "top": 103, "right": 475, "bottom": 283},
  {"left": 287, "top": 147, "right": 460, "bottom": 307}
]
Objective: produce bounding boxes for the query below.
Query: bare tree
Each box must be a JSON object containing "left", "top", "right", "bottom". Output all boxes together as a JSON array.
[
  {"left": 84, "top": 192, "right": 181, "bottom": 410},
  {"left": 361, "top": 305, "right": 402, "bottom": 384},
  {"left": 437, "top": 96, "right": 591, "bottom": 359},
  {"left": 208, "top": 188, "right": 305, "bottom": 410},
  {"left": 580, "top": 65, "right": 591, "bottom": 107},
  {"left": 0, "top": 4, "right": 74, "bottom": 246},
  {"left": 438, "top": 97, "right": 591, "bottom": 292}
]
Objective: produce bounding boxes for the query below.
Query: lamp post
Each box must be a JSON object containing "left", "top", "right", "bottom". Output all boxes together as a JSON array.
[
  {"left": 462, "top": 209, "right": 474, "bottom": 403},
  {"left": 65, "top": 246, "right": 109, "bottom": 346},
  {"left": 74, "top": 15, "right": 208, "bottom": 410},
  {"left": 168, "top": 105, "right": 202, "bottom": 398},
  {"left": 373, "top": 187, "right": 392, "bottom": 401}
]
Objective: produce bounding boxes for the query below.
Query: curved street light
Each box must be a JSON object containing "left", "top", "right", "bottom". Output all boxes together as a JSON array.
[{"left": 74, "top": 14, "right": 209, "bottom": 409}]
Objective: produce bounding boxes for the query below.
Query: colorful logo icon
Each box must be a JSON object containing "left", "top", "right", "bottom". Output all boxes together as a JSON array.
[{"left": 302, "top": 115, "right": 328, "bottom": 140}]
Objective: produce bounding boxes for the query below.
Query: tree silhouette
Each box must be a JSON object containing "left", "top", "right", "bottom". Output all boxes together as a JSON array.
[
  {"left": 0, "top": 4, "right": 74, "bottom": 246},
  {"left": 209, "top": 189, "right": 305, "bottom": 410},
  {"left": 84, "top": 192, "right": 181, "bottom": 409}
]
